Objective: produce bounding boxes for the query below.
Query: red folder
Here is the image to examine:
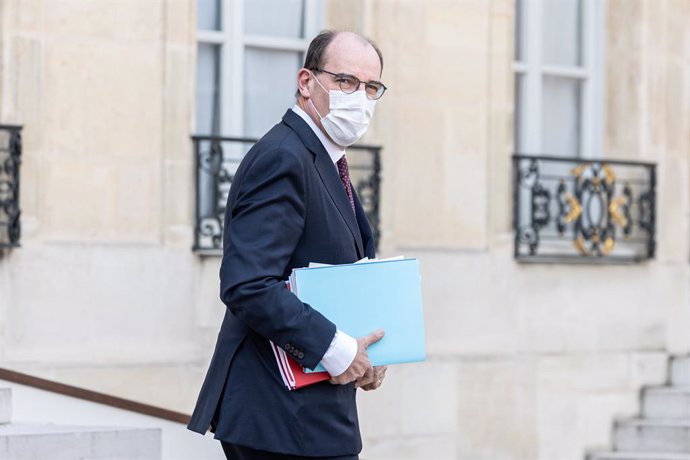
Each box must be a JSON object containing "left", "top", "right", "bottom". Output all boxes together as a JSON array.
[
  {"left": 269, "top": 341, "right": 330, "bottom": 390},
  {"left": 269, "top": 281, "right": 330, "bottom": 391}
]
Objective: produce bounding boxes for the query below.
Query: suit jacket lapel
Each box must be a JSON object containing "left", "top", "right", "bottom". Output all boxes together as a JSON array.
[{"left": 282, "top": 110, "right": 365, "bottom": 258}]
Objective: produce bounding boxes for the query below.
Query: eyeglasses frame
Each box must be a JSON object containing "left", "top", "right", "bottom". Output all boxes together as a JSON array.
[{"left": 310, "top": 68, "right": 388, "bottom": 100}]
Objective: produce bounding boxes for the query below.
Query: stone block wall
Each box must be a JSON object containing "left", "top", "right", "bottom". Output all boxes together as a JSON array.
[{"left": 0, "top": 0, "right": 688, "bottom": 458}]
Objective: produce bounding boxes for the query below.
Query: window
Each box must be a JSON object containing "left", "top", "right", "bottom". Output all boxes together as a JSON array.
[
  {"left": 514, "top": 0, "right": 604, "bottom": 158},
  {"left": 196, "top": 0, "right": 324, "bottom": 138}
]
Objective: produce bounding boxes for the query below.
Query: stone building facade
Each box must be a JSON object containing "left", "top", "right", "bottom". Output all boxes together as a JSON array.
[{"left": 0, "top": 1, "right": 688, "bottom": 459}]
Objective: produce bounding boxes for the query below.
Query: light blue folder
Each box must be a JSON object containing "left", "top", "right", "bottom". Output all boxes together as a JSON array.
[{"left": 291, "top": 258, "right": 426, "bottom": 372}]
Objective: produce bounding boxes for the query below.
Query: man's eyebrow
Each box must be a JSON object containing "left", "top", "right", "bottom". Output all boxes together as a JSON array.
[{"left": 333, "top": 71, "right": 384, "bottom": 85}]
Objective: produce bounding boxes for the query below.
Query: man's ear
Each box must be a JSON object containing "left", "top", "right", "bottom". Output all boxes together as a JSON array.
[{"left": 297, "top": 68, "right": 312, "bottom": 99}]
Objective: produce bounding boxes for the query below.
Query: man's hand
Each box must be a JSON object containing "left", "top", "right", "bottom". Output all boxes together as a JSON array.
[
  {"left": 358, "top": 365, "right": 387, "bottom": 391},
  {"left": 329, "top": 329, "right": 384, "bottom": 385}
]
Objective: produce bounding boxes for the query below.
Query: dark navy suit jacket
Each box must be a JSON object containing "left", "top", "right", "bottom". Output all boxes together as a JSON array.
[{"left": 187, "top": 109, "right": 377, "bottom": 457}]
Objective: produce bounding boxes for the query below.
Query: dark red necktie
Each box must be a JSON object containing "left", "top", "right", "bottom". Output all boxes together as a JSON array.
[{"left": 336, "top": 156, "right": 356, "bottom": 214}]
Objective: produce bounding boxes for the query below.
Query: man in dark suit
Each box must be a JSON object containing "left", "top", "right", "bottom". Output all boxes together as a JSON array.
[{"left": 187, "top": 30, "right": 389, "bottom": 459}]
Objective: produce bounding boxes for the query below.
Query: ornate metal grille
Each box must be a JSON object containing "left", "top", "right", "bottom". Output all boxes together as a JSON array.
[
  {"left": 0, "top": 125, "right": 21, "bottom": 249},
  {"left": 192, "top": 135, "right": 381, "bottom": 255},
  {"left": 513, "top": 154, "right": 656, "bottom": 263}
]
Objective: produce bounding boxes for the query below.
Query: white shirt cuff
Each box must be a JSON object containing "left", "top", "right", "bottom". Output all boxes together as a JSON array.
[{"left": 319, "top": 329, "right": 357, "bottom": 377}]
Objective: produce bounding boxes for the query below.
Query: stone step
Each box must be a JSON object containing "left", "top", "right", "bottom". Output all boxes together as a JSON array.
[
  {"left": 0, "top": 423, "right": 161, "bottom": 460},
  {"left": 589, "top": 452, "right": 690, "bottom": 460},
  {"left": 643, "top": 386, "right": 690, "bottom": 419},
  {"left": 0, "top": 388, "right": 10, "bottom": 424},
  {"left": 672, "top": 357, "right": 690, "bottom": 386},
  {"left": 614, "top": 419, "right": 690, "bottom": 453}
]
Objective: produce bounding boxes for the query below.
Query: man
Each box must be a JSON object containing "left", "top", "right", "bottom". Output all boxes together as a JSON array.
[{"left": 187, "top": 30, "right": 389, "bottom": 460}]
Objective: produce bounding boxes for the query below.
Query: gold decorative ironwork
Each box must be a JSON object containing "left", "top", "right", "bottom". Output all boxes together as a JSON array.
[
  {"left": 602, "top": 237, "right": 615, "bottom": 255},
  {"left": 602, "top": 164, "right": 616, "bottom": 185},
  {"left": 574, "top": 236, "right": 589, "bottom": 256},
  {"left": 514, "top": 154, "right": 655, "bottom": 263},
  {"left": 609, "top": 196, "right": 628, "bottom": 227},
  {"left": 563, "top": 192, "right": 582, "bottom": 224},
  {"left": 571, "top": 163, "right": 588, "bottom": 178}
]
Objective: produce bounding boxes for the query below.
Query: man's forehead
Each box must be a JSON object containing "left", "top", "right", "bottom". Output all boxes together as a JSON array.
[{"left": 322, "top": 32, "right": 381, "bottom": 77}]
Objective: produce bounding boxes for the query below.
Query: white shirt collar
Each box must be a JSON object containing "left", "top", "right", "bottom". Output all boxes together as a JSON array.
[{"left": 291, "top": 104, "right": 345, "bottom": 165}]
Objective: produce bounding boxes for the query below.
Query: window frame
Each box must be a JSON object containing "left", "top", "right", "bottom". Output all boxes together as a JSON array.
[
  {"left": 513, "top": 0, "right": 605, "bottom": 159},
  {"left": 196, "top": 0, "right": 323, "bottom": 137}
]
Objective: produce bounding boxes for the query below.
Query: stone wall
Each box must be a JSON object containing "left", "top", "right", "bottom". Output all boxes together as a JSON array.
[
  {"left": 0, "top": 0, "right": 688, "bottom": 459},
  {"left": 334, "top": 0, "right": 690, "bottom": 458},
  {"left": 0, "top": 0, "right": 218, "bottom": 413}
]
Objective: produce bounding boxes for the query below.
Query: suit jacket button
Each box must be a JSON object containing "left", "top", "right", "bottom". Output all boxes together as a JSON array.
[
  {"left": 292, "top": 350, "right": 299, "bottom": 357},
  {"left": 298, "top": 352, "right": 304, "bottom": 359},
  {"left": 284, "top": 343, "right": 291, "bottom": 351}
]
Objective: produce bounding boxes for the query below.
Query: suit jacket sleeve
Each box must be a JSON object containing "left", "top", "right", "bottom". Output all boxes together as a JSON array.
[{"left": 219, "top": 145, "right": 336, "bottom": 370}]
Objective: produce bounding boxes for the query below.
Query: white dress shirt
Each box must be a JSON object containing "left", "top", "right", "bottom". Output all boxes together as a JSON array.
[{"left": 291, "top": 104, "right": 358, "bottom": 377}]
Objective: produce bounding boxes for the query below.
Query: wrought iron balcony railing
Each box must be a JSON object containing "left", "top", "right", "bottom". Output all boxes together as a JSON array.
[
  {"left": 513, "top": 154, "right": 656, "bottom": 263},
  {"left": 0, "top": 125, "right": 21, "bottom": 250},
  {"left": 192, "top": 135, "right": 381, "bottom": 255}
]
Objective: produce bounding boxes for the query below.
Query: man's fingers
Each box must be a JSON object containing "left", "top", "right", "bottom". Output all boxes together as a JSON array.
[
  {"left": 374, "top": 366, "right": 386, "bottom": 383},
  {"left": 332, "top": 364, "right": 384, "bottom": 388},
  {"left": 362, "top": 329, "right": 385, "bottom": 347},
  {"left": 358, "top": 365, "right": 387, "bottom": 390},
  {"left": 354, "top": 366, "right": 374, "bottom": 388},
  {"left": 330, "top": 374, "right": 352, "bottom": 385},
  {"left": 361, "top": 374, "right": 384, "bottom": 391},
  {"left": 368, "top": 369, "right": 385, "bottom": 385},
  {"left": 355, "top": 376, "right": 375, "bottom": 388},
  {"left": 330, "top": 335, "right": 383, "bottom": 387},
  {"left": 360, "top": 366, "right": 374, "bottom": 381}
]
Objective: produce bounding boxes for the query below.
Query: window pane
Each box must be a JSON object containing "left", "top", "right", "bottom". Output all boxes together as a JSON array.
[
  {"left": 197, "top": 0, "right": 221, "bottom": 30},
  {"left": 196, "top": 43, "right": 221, "bottom": 134},
  {"left": 515, "top": 0, "right": 525, "bottom": 61},
  {"left": 244, "top": 48, "right": 302, "bottom": 138},
  {"left": 542, "top": 76, "right": 581, "bottom": 156},
  {"left": 245, "top": 0, "right": 305, "bottom": 38},
  {"left": 542, "top": 0, "right": 582, "bottom": 66}
]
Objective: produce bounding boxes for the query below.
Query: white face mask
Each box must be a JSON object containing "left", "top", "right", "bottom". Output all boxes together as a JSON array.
[{"left": 309, "top": 74, "right": 376, "bottom": 147}]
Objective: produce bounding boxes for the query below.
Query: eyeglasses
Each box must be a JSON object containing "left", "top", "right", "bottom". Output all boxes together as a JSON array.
[{"left": 311, "top": 68, "right": 387, "bottom": 100}]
